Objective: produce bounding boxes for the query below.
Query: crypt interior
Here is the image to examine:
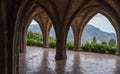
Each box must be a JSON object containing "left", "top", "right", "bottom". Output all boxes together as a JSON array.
[{"left": 0, "top": 0, "right": 120, "bottom": 74}]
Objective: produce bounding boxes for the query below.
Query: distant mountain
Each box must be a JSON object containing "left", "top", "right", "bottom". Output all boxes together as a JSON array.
[
  {"left": 81, "top": 24, "right": 116, "bottom": 44},
  {"left": 28, "top": 24, "right": 42, "bottom": 33},
  {"left": 28, "top": 24, "right": 117, "bottom": 44}
]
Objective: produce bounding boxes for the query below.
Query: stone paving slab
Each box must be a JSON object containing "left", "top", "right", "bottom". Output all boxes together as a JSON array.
[{"left": 19, "top": 46, "right": 120, "bottom": 74}]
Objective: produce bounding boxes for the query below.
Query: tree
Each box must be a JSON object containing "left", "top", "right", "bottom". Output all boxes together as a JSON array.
[
  {"left": 91, "top": 36, "right": 97, "bottom": 44},
  {"left": 101, "top": 41, "right": 107, "bottom": 45},
  {"left": 108, "top": 39, "right": 116, "bottom": 46}
]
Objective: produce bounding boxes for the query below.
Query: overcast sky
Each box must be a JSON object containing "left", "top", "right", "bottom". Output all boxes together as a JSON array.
[
  {"left": 30, "top": 13, "right": 116, "bottom": 33},
  {"left": 87, "top": 13, "right": 116, "bottom": 33}
]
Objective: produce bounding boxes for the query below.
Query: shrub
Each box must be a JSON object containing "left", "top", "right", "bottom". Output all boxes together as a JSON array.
[
  {"left": 35, "top": 41, "right": 43, "bottom": 47},
  {"left": 27, "top": 31, "right": 43, "bottom": 41},
  {"left": 106, "top": 46, "right": 116, "bottom": 54},
  {"left": 67, "top": 41, "right": 74, "bottom": 50},
  {"left": 91, "top": 44, "right": 106, "bottom": 53},
  {"left": 27, "top": 38, "right": 43, "bottom": 47},
  {"left": 101, "top": 41, "right": 107, "bottom": 45},
  {"left": 81, "top": 45, "right": 89, "bottom": 52},
  {"left": 27, "top": 38, "right": 37, "bottom": 46},
  {"left": 81, "top": 43, "right": 116, "bottom": 54},
  {"left": 49, "top": 40, "right": 56, "bottom": 48},
  {"left": 81, "top": 43, "right": 91, "bottom": 52}
]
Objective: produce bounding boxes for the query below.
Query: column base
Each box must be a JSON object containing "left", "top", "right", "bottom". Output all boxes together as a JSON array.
[
  {"left": 74, "top": 48, "right": 81, "bottom": 51},
  {"left": 43, "top": 46, "right": 49, "bottom": 48},
  {"left": 55, "top": 55, "right": 67, "bottom": 60},
  {"left": 115, "top": 52, "right": 120, "bottom": 56},
  {"left": 74, "top": 49, "right": 80, "bottom": 51}
]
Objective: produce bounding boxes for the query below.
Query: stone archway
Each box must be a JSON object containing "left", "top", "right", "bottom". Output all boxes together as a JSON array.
[
  {"left": 1, "top": 0, "right": 120, "bottom": 74},
  {"left": 68, "top": 1, "right": 120, "bottom": 53},
  {"left": 34, "top": 15, "right": 52, "bottom": 48},
  {"left": 13, "top": 3, "right": 56, "bottom": 74}
]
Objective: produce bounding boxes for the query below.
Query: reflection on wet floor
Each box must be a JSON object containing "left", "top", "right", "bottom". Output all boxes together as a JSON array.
[{"left": 23, "top": 46, "right": 120, "bottom": 74}]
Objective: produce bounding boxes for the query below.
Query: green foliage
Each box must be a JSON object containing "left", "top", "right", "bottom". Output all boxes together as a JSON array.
[
  {"left": 49, "top": 36, "right": 56, "bottom": 48},
  {"left": 27, "top": 31, "right": 43, "bottom": 41},
  {"left": 27, "top": 38, "right": 43, "bottom": 46},
  {"left": 81, "top": 43, "right": 116, "bottom": 54},
  {"left": 49, "top": 39, "right": 56, "bottom": 48},
  {"left": 49, "top": 36, "right": 56, "bottom": 41},
  {"left": 35, "top": 41, "right": 43, "bottom": 47},
  {"left": 109, "top": 39, "right": 116, "bottom": 46},
  {"left": 27, "top": 31, "right": 43, "bottom": 47},
  {"left": 106, "top": 46, "right": 116, "bottom": 54},
  {"left": 91, "top": 36, "right": 97, "bottom": 44},
  {"left": 67, "top": 41, "right": 74, "bottom": 50},
  {"left": 27, "top": 38, "right": 36, "bottom": 46},
  {"left": 26, "top": 31, "right": 116, "bottom": 55},
  {"left": 101, "top": 41, "right": 107, "bottom": 45},
  {"left": 81, "top": 42, "right": 91, "bottom": 52}
]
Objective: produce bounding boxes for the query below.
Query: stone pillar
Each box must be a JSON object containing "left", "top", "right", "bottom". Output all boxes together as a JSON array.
[
  {"left": 115, "top": 24, "right": 120, "bottom": 56},
  {"left": 116, "top": 36, "right": 120, "bottom": 55},
  {"left": 0, "top": 2, "right": 7, "bottom": 74},
  {"left": 0, "top": 32, "right": 7, "bottom": 74},
  {"left": 42, "top": 30, "right": 49, "bottom": 48},
  {"left": 55, "top": 28, "right": 67, "bottom": 60},
  {"left": 74, "top": 33, "right": 80, "bottom": 51},
  {"left": 74, "top": 37, "right": 80, "bottom": 51},
  {"left": 43, "top": 33, "right": 49, "bottom": 48}
]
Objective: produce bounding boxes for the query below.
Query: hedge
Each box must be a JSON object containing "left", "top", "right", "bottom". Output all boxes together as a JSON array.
[
  {"left": 81, "top": 43, "right": 116, "bottom": 54},
  {"left": 27, "top": 38, "right": 43, "bottom": 46},
  {"left": 66, "top": 41, "right": 74, "bottom": 50}
]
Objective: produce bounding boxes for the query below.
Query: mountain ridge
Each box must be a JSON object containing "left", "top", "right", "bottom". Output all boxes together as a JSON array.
[{"left": 28, "top": 24, "right": 117, "bottom": 44}]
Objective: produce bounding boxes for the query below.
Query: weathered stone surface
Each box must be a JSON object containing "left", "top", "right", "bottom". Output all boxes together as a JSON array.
[
  {"left": 20, "top": 46, "right": 120, "bottom": 74},
  {"left": 0, "top": 0, "right": 120, "bottom": 74}
]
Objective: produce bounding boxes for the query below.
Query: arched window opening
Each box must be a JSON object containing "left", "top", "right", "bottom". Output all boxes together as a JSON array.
[
  {"left": 66, "top": 26, "right": 74, "bottom": 50},
  {"left": 81, "top": 13, "right": 117, "bottom": 54},
  {"left": 26, "top": 19, "right": 43, "bottom": 47},
  {"left": 49, "top": 26, "right": 56, "bottom": 48}
]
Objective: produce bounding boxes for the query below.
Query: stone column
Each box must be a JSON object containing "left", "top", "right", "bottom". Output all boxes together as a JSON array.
[
  {"left": 0, "top": 3, "right": 7, "bottom": 74},
  {"left": 43, "top": 31, "right": 49, "bottom": 48},
  {"left": 0, "top": 32, "right": 7, "bottom": 74},
  {"left": 55, "top": 28, "right": 67, "bottom": 60},
  {"left": 74, "top": 36, "right": 80, "bottom": 51},
  {"left": 115, "top": 23, "right": 120, "bottom": 56},
  {"left": 116, "top": 35, "right": 120, "bottom": 55}
]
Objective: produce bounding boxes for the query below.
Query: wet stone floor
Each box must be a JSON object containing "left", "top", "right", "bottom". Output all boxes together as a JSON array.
[{"left": 23, "top": 46, "right": 120, "bottom": 74}]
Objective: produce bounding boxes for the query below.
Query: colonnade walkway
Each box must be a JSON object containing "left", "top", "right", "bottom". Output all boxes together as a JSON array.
[{"left": 20, "top": 46, "right": 120, "bottom": 74}]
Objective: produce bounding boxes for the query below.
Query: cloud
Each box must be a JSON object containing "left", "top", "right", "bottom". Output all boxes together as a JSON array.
[
  {"left": 87, "top": 13, "right": 116, "bottom": 33},
  {"left": 30, "top": 19, "right": 38, "bottom": 25}
]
